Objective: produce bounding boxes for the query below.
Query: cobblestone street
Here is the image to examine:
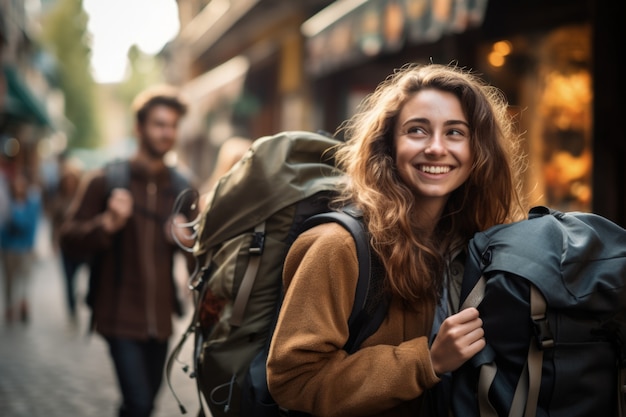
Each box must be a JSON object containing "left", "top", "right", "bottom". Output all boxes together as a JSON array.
[{"left": 0, "top": 217, "right": 203, "bottom": 417}]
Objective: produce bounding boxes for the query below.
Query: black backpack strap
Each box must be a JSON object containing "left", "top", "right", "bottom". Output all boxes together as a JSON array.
[
  {"left": 300, "top": 208, "right": 389, "bottom": 352},
  {"left": 344, "top": 251, "right": 386, "bottom": 353},
  {"left": 104, "top": 159, "right": 191, "bottom": 198},
  {"left": 104, "top": 159, "right": 130, "bottom": 192},
  {"left": 167, "top": 166, "right": 192, "bottom": 198},
  {"left": 103, "top": 161, "right": 129, "bottom": 277},
  {"left": 85, "top": 160, "right": 129, "bottom": 334},
  {"left": 236, "top": 208, "right": 390, "bottom": 416}
]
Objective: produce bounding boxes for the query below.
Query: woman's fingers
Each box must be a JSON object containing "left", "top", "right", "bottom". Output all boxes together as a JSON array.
[{"left": 430, "top": 307, "right": 485, "bottom": 375}]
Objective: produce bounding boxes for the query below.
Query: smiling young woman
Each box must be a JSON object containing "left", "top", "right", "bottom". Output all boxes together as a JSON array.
[{"left": 266, "top": 63, "right": 527, "bottom": 417}]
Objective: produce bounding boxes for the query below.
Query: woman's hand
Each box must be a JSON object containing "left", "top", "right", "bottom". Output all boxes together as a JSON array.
[{"left": 430, "top": 307, "right": 485, "bottom": 375}]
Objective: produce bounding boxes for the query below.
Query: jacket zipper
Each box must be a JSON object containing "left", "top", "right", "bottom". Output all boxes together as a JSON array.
[{"left": 146, "top": 180, "right": 158, "bottom": 337}]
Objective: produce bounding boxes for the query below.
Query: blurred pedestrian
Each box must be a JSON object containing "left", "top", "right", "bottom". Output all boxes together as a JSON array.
[
  {"left": 0, "top": 168, "right": 9, "bottom": 227},
  {"left": 59, "top": 85, "right": 198, "bottom": 417},
  {"left": 199, "top": 135, "right": 252, "bottom": 211},
  {"left": 49, "top": 156, "right": 85, "bottom": 320},
  {"left": 1, "top": 172, "right": 43, "bottom": 323}
]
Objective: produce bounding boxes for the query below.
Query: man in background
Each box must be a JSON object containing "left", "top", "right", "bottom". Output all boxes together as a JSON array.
[{"left": 60, "top": 85, "right": 197, "bottom": 417}]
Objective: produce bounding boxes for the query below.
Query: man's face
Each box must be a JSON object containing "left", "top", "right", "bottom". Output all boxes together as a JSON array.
[{"left": 137, "top": 104, "right": 181, "bottom": 158}]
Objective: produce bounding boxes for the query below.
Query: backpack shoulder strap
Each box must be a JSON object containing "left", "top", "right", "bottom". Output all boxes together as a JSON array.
[
  {"left": 230, "top": 221, "right": 265, "bottom": 327},
  {"left": 90, "top": 159, "right": 129, "bottom": 334},
  {"left": 300, "top": 208, "right": 389, "bottom": 353},
  {"left": 104, "top": 159, "right": 130, "bottom": 192},
  {"left": 104, "top": 160, "right": 190, "bottom": 196},
  {"left": 167, "top": 165, "right": 191, "bottom": 197}
]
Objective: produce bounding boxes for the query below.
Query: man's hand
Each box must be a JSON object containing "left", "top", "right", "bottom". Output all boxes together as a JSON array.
[
  {"left": 101, "top": 188, "right": 133, "bottom": 233},
  {"left": 430, "top": 307, "right": 486, "bottom": 375}
]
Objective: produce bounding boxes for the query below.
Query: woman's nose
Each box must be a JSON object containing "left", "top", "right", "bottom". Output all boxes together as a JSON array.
[{"left": 424, "top": 134, "right": 446, "bottom": 156}]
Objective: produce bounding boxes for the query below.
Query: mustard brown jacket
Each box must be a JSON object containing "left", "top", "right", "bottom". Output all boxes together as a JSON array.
[
  {"left": 267, "top": 222, "right": 441, "bottom": 417},
  {"left": 59, "top": 161, "right": 194, "bottom": 341}
]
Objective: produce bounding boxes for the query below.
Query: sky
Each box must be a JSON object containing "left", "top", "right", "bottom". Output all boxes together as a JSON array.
[{"left": 83, "top": 0, "right": 180, "bottom": 84}]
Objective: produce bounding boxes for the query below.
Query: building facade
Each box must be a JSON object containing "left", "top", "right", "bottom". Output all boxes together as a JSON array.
[
  {"left": 1, "top": 0, "right": 59, "bottom": 187},
  {"left": 168, "top": 0, "right": 624, "bottom": 226}
]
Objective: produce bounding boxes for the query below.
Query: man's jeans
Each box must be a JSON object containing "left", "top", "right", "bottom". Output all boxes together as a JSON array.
[{"left": 106, "top": 337, "right": 169, "bottom": 417}]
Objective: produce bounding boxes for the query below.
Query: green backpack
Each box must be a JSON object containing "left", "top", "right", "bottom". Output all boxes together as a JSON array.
[{"left": 166, "top": 131, "right": 388, "bottom": 417}]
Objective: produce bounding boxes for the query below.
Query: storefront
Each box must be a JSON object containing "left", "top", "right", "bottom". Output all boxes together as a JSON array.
[
  {"left": 170, "top": 0, "right": 331, "bottom": 183},
  {"left": 170, "top": 0, "right": 622, "bottom": 224},
  {"left": 303, "top": 0, "right": 611, "bottom": 219},
  {"left": 1, "top": 64, "right": 54, "bottom": 182}
]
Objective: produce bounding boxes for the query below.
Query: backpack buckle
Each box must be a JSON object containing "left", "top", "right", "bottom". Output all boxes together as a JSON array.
[
  {"left": 532, "top": 316, "right": 554, "bottom": 349},
  {"left": 250, "top": 232, "right": 265, "bottom": 255}
]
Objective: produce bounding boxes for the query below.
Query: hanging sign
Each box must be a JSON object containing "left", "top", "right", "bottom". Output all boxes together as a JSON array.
[{"left": 305, "top": 0, "right": 488, "bottom": 76}]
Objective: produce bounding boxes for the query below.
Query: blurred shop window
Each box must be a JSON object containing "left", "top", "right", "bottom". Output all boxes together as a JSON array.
[{"left": 477, "top": 24, "right": 592, "bottom": 213}]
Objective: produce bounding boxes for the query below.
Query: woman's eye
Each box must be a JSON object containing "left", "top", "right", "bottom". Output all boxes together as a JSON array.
[
  {"left": 407, "top": 126, "right": 426, "bottom": 135},
  {"left": 448, "top": 128, "right": 468, "bottom": 138}
]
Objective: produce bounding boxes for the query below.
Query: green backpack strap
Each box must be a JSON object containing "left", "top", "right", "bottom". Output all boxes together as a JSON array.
[{"left": 230, "top": 221, "right": 266, "bottom": 327}]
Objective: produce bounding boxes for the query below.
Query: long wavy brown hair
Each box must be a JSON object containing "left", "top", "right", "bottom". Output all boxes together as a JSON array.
[{"left": 333, "top": 63, "right": 527, "bottom": 306}]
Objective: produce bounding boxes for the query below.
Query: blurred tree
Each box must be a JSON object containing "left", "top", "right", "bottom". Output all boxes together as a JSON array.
[{"left": 40, "top": 0, "right": 101, "bottom": 149}]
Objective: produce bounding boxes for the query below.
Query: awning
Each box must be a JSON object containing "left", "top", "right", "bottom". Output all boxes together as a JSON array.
[
  {"left": 177, "top": 0, "right": 261, "bottom": 60},
  {"left": 302, "top": 0, "right": 489, "bottom": 76},
  {"left": 178, "top": 55, "right": 250, "bottom": 145},
  {"left": 1, "top": 65, "right": 53, "bottom": 127}
]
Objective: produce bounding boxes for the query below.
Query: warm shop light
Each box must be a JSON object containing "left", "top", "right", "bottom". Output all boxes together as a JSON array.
[
  {"left": 493, "top": 40, "right": 512, "bottom": 56},
  {"left": 487, "top": 40, "right": 512, "bottom": 68},
  {"left": 488, "top": 51, "right": 506, "bottom": 67}
]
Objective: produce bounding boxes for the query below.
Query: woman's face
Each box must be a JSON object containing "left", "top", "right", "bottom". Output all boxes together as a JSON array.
[{"left": 394, "top": 88, "right": 473, "bottom": 213}]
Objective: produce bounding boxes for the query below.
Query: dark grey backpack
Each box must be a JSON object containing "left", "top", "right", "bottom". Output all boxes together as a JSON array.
[{"left": 452, "top": 206, "right": 626, "bottom": 417}]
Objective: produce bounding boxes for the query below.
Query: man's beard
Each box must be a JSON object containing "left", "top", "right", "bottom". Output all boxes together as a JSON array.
[{"left": 142, "top": 135, "right": 172, "bottom": 159}]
